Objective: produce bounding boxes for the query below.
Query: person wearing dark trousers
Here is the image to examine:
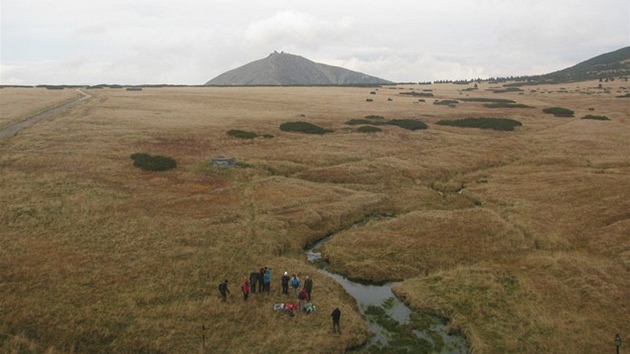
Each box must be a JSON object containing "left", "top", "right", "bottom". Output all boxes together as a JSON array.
[
  {"left": 304, "top": 275, "right": 313, "bottom": 301},
  {"left": 281, "top": 271, "right": 290, "bottom": 295},
  {"left": 249, "top": 269, "right": 258, "bottom": 294},
  {"left": 218, "top": 279, "right": 230, "bottom": 302},
  {"left": 331, "top": 307, "right": 341, "bottom": 333},
  {"left": 258, "top": 268, "right": 265, "bottom": 293}
]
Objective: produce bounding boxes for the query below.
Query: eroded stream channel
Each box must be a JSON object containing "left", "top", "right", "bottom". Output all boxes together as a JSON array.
[{"left": 306, "top": 237, "right": 468, "bottom": 353}]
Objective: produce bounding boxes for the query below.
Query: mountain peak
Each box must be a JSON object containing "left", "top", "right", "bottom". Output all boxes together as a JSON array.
[{"left": 205, "top": 53, "right": 392, "bottom": 86}]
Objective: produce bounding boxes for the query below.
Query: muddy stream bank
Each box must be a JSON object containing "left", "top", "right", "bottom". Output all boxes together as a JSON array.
[{"left": 306, "top": 235, "right": 468, "bottom": 353}]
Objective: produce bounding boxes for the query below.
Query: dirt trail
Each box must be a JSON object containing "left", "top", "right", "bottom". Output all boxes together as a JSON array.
[{"left": 0, "top": 89, "right": 92, "bottom": 140}]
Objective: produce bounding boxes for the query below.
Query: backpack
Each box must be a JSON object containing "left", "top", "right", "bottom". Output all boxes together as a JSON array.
[
  {"left": 298, "top": 290, "right": 307, "bottom": 300},
  {"left": 291, "top": 278, "right": 300, "bottom": 288}
]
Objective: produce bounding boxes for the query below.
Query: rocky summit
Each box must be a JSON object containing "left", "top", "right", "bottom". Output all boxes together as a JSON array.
[{"left": 205, "top": 51, "right": 393, "bottom": 86}]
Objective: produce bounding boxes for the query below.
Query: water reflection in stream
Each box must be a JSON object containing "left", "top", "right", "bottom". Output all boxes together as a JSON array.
[{"left": 307, "top": 238, "right": 468, "bottom": 353}]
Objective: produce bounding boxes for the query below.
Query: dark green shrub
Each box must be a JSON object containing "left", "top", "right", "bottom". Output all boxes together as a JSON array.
[
  {"left": 483, "top": 103, "right": 534, "bottom": 108},
  {"left": 131, "top": 153, "right": 177, "bottom": 171},
  {"left": 492, "top": 87, "right": 523, "bottom": 93},
  {"left": 227, "top": 129, "right": 258, "bottom": 139},
  {"left": 388, "top": 119, "right": 428, "bottom": 131},
  {"left": 459, "top": 98, "right": 515, "bottom": 103},
  {"left": 346, "top": 119, "right": 386, "bottom": 125},
  {"left": 581, "top": 115, "right": 610, "bottom": 121},
  {"left": 262, "top": 134, "right": 275, "bottom": 138},
  {"left": 279, "top": 121, "right": 332, "bottom": 134},
  {"left": 357, "top": 125, "right": 382, "bottom": 133},
  {"left": 543, "top": 107, "right": 574, "bottom": 117},
  {"left": 433, "top": 100, "right": 459, "bottom": 106},
  {"left": 365, "top": 115, "right": 385, "bottom": 120},
  {"left": 436, "top": 118, "right": 522, "bottom": 131},
  {"left": 400, "top": 91, "right": 433, "bottom": 97}
]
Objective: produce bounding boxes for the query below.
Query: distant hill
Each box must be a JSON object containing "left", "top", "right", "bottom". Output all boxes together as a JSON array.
[
  {"left": 501, "top": 46, "right": 630, "bottom": 86},
  {"left": 205, "top": 52, "right": 393, "bottom": 86},
  {"left": 542, "top": 46, "right": 630, "bottom": 81}
]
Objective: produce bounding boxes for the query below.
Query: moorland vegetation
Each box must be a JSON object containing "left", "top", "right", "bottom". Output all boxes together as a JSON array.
[
  {"left": 435, "top": 118, "right": 523, "bottom": 131},
  {"left": 1, "top": 80, "right": 629, "bottom": 354}
]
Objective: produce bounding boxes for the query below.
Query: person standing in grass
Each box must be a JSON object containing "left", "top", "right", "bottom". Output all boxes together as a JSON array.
[
  {"left": 218, "top": 279, "right": 230, "bottom": 302},
  {"left": 241, "top": 278, "right": 250, "bottom": 301},
  {"left": 281, "top": 271, "right": 290, "bottom": 295},
  {"left": 249, "top": 269, "right": 258, "bottom": 294},
  {"left": 331, "top": 307, "right": 341, "bottom": 333},
  {"left": 258, "top": 268, "right": 265, "bottom": 293},
  {"left": 298, "top": 288, "right": 308, "bottom": 313},
  {"left": 263, "top": 267, "right": 272, "bottom": 293},
  {"left": 304, "top": 275, "right": 313, "bottom": 301},
  {"left": 290, "top": 274, "right": 301, "bottom": 298}
]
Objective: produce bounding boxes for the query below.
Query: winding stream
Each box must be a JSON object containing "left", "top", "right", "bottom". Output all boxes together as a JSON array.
[{"left": 306, "top": 237, "right": 468, "bottom": 353}]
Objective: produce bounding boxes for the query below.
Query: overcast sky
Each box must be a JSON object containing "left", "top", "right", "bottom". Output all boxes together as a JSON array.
[{"left": 1, "top": 0, "right": 628, "bottom": 85}]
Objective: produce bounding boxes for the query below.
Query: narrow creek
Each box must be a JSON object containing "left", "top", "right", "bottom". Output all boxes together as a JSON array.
[{"left": 306, "top": 236, "right": 469, "bottom": 353}]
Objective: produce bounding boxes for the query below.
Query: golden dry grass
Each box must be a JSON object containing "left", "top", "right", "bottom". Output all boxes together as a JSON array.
[
  {"left": 1, "top": 80, "right": 629, "bottom": 353},
  {"left": 0, "top": 88, "right": 81, "bottom": 129}
]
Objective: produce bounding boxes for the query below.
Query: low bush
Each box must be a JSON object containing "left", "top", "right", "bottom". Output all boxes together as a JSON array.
[
  {"left": 388, "top": 119, "right": 428, "bottom": 131},
  {"left": 365, "top": 115, "right": 386, "bottom": 120},
  {"left": 436, "top": 118, "right": 522, "bottom": 131},
  {"left": 130, "top": 153, "right": 177, "bottom": 171},
  {"left": 492, "top": 87, "right": 523, "bottom": 93},
  {"left": 357, "top": 125, "right": 382, "bottom": 133},
  {"left": 279, "top": 121, "right": 333, "bottom": 135},
  {"left": 346, "top": 119, "right": 386, "bottom": 126},
  {"left": 433, "top": 100, "right": 459, "bottom": 106},
  {"left": 543, "top": 107, "right": 574, "bottom": 117},
  {"left": 227, "top": 129, "right": 258, "bottom": 139},
  {"left": 459, "top": 98, "right": 515, "bottom": 104},
  {"left": 581, "top": 115, "right": 610, "bottom": 121},
  {"left": 345, "top": 118, "right": 427, "bottom": 131},
  {"left": 483, "top": 103, "right": 534, "bottom": 108},
  {"left": 400, "top": 91, "right": 434, "bottom": 97}
]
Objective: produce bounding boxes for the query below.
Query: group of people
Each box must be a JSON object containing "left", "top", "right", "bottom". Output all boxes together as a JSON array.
[{"left": 217, "top": 268, "right": 341, "bottom": 333}]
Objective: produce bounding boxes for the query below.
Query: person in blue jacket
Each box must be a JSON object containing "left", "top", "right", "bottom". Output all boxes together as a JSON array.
[
  {"left": 263, "top": 267, "right": 271, "bottom": 293},
  {"left": 290, "top": 274, "right": 301, "bottom": 298}
]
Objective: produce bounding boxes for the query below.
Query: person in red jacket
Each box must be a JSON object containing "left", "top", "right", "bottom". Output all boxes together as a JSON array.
[{"left": 241, "top": 278, "right": 250, "bottom": 302}]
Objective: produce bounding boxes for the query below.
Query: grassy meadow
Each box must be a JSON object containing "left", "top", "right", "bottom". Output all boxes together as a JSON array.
[
  {"left": 1, "top": 80, "right": 629, "bottom": 353},
  {"left": 0, "top": 88, "right": 81, "bottom": 130}
]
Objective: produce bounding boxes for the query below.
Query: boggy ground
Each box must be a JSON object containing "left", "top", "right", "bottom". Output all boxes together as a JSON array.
[{"left": 1, "top": 80, "right": 629, "bottom": 353}]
